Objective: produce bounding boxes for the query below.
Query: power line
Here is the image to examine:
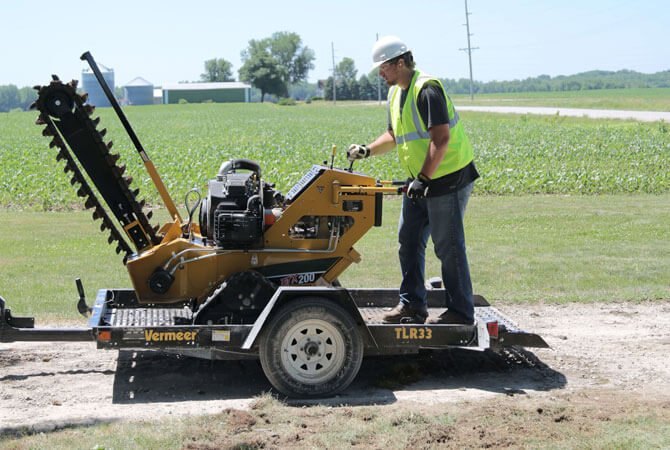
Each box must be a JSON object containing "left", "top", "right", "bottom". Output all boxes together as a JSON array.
[
  {"left": 459, "top": 0, "right": 479, "bottom": 100},
  {"left": 331, "top": 42, "right": 337, "bottom": 105}
]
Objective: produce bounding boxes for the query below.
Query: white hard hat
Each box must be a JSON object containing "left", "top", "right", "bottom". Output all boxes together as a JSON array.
[{"left": 371, "top": 35, "right": 410, "bottom": 70}]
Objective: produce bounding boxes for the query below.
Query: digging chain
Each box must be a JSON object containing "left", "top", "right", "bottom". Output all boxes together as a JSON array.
[{"left": 31, "top": 76, "right": 160, "bottom": 263}]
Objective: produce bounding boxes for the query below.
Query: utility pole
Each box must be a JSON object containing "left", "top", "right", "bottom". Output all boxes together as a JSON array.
[
  {"left": 376, "top": 33, "right": 382, "bottom": 105},
  {"left": 459, "top": 0, "right": 479, "bottom": 100},
  {"left": 331, "top": 42, "right": 337, "bottom": 105}
]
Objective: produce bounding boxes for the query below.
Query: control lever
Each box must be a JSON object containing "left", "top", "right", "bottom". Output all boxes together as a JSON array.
[{"left": 330, "top": 144, "right": 337, "bottom": 169}]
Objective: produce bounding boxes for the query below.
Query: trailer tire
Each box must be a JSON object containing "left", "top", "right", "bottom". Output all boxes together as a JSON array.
[{"left": 259, "top": 297, "right": 363, "bottom": 398}]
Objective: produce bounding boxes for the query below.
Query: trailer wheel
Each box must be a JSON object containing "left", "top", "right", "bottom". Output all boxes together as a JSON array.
[{"left": 259, "top": 297, "right": 363, "bottom": 398}]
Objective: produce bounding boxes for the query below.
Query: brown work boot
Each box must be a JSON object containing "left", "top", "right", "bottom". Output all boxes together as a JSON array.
[
  {"left": 426, "top": 310, "right": 475, "bottom": 325},
  {"left": 382, "top": 303, "right": 428, "bottom": 324}
]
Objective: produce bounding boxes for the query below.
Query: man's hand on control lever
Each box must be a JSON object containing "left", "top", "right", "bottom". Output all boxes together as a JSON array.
[{"left": 347, "top": 144, "right": 370, "bottom": 161}]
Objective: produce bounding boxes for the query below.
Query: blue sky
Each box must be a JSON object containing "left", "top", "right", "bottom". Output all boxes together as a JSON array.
[{"left": 2, "top": 0, "right": 668, "bottom": 88}]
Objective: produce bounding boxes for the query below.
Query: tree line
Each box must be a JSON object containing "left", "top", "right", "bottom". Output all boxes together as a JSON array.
[
  {"left": 0, "top": 85, "right": 37, "bottom": 112},
  {"left": 441, "top": 69, "right": 670, "bottom": 95},
  {"left": 3, "top": 30, "right": 670, "bottom": 110}
]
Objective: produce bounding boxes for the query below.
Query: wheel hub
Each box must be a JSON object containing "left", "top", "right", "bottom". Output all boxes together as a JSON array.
[{"left": 303, "top": 340, "right": 320, "bottom": 357}]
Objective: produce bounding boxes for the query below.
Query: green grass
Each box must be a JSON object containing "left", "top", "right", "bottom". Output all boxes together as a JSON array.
[
  {"left": 345, "top": 194, "right": 670, "bottom": 304},
  {"left": 3, "top": 393, "right": 669, "bottom": 449},
  {"left": 452, "top": 87, "right": 670, "bottom": 111},
  {"left": 1, "top": 193, "right": 668, "bottom": 321},
  {"left": 0, "top": 102, "right": 668, "bottom": 211}
]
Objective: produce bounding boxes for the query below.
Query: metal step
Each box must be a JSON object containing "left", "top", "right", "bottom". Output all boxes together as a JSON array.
[{"left": 106, "top": 307, "right": 192, "bottom": 327}]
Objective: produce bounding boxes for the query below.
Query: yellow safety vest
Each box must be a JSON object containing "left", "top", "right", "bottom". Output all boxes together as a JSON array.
[{"left": 388, "top": 70, "right": 474, "bottom": 178}]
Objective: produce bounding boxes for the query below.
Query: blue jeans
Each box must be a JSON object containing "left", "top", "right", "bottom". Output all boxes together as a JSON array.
[{"left": 398, "top": 182, "right": 474, "bottom": 322}]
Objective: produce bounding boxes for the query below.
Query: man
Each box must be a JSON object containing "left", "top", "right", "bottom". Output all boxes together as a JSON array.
[{"left": 348, "top": 35, "right": 479, "bottom": 325}]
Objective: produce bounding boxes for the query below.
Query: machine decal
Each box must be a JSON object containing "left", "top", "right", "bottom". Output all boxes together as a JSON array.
[
  {"left": 258, "top": 258, "right": 339, "bottom": 282},
  {"left": 144, "top": 330, "right": 198, "bottom": 342},
  {"left": 278, "top": 271, "right": 319, "bottom": 286},
  {"left": 394, "top": 327, "right": 433, "bottom": 340}
]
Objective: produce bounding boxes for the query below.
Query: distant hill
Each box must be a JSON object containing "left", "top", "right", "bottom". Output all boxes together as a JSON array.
[{"left": 442, "top": 69, "right": 670, "bottom": 95}]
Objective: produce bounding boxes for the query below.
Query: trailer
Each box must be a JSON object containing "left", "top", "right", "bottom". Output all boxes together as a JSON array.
[{"left": 0, "top": 286, "right": 547, "bottom": 398}]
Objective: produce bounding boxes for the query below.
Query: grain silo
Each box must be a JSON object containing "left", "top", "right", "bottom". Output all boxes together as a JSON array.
[
  {"left": 81, "top": 63, "right": 114, "bottom": 107},
  {"left": 123, "top": 77, "right": 154, "bottom": 105}
]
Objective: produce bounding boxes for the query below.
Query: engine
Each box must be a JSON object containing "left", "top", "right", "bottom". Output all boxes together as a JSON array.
[{"left": 200, "top": 159, "right": 283, "bottom": 249}]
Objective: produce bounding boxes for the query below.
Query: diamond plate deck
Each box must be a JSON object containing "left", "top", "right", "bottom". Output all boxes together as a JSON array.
[{"left": 106, "top": 307, "right": 192, "bottom": 327}]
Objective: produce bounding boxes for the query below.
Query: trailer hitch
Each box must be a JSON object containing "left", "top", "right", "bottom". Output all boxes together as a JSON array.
[{"left": 76, "top": 278, "right": 92, "bottom": 317}]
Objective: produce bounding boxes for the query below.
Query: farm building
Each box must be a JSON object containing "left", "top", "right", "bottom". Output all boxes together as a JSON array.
[
  {"left": 123, "top": 77, "right": 154, "bottom": 105},
  {"left": 81, "top": 63, "right": 114, "bottom": 107},
  {"left": 161, "top": 82, "right": 251, "bottom": 104}
]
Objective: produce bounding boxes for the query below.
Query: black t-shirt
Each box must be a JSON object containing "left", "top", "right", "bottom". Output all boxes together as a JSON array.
[{"left": 389, "top": 76, "right": 479, "bottom": 196}]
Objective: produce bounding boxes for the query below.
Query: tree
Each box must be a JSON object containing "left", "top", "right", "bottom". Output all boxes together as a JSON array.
[
  {"left": 334, "top": 57, "right": 359, "bottom": 100},
  {"left": 358, "top": 75, "right": 373, "bottom": 100},
  {"left": 335, "top": 57, "right": 357, "bottom": 84},
  {"left": 18, "top": 87, "right": 36, "bottom": 110},
  {"left": 268, "top": 31, "right": 315, "bottom": 84},
  {"left": 239, "top": 39, "right": 287, "bottom": 102},
  {"left": 0, "top": 85, "right": 19, "bottom": 112},
  {"left": 239, "top": 32, "right": 315, "bottom": 101},
  {"left": 201, "top": 58, "right": 234, "bottom": 82}
]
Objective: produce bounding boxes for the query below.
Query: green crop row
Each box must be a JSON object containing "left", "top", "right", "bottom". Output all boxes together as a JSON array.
[{"left": 0, "top": 103, "right": 668, "bottom": 210}]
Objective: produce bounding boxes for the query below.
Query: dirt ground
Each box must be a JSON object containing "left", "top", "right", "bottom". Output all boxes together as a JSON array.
[{"left": 1, "top": 301, "right": 670, "bottom": 439}]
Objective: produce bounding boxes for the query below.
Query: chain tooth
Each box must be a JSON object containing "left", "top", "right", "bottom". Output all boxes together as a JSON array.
[
  {"left": 51, "top": 75, "right": 60, "bottom": 81},
  {"left": 100, "top": 222, "right": 108, "bottom": 232},
  {"left": 79, "top": 92, "right": 89, "bottom": 103},
  {"left": 93, "top": 208, "right": 104, "bottom": 221},
  {"left": 106, "top": 141, "right": 113, "bottom": 151},
  {"left": 84, "top": 197, "right": 96, "bottom": 209},
  {"left": 152, "top": 225, "right": 160, "bottom": 234},
  {"left": 42, "top": 127, "right": 55, "bottom": 137},
  {"left": 117, "top": 164, "right": 126, "bottom": 176},
  {"left": 29, "top": 101, "right": 38, "bottom": 110},
  {"left": 147, "top": 211, "right": 153, "bottom": 220},
  {"left": 69, "top": 80, "right": 79, "bottom": 89},
  {"left": 124, "top": 176, "right": 134, "bottom": 186},
  {"left": 106, "top": 153, "right": 120, "bottom": 165},
  {"left": 56, "top": 150, "right": 67, "bottom": 162},
  {"left": 35, "top": 115, "right": 46, "bottom": 125},
  {"left": 92, "top": 117, "right": 100, "bottom": 126},
  {"left": 131, "top": 188, "right": 140, "bottom": 197},
  {"left": 33, "top": 85, "right": 42, "bottom": 91},
  {"left": 63, "top": 161, "right": 76, "bottom": 174},
  {"left": 70, "top": 175, "right": 79, "bottom": 186},
  {"left": 115, "top": 245, "right": 123, "bottom": 255},
  {"left": 107, "top": 234, "right": 115, "bottom": 245},
  {"left": 99, "top": 128, "right": 107, "bottom": 137},
  {"left": 76, "top": 186, "right": 89, "bottom": 198},
  {"left": 84, "top": 104, "right": 95, "bottom": 115},
  {"left": 138, "top": 199, "right": 146, "bottom": 209},
  {"left": 49, "top": 136, "right": 64, "bottom": 148}
]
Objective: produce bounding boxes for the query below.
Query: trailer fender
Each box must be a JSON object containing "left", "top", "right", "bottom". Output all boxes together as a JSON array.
[{"left": 242, "top": 287, "right": 376, "bottom": 350}]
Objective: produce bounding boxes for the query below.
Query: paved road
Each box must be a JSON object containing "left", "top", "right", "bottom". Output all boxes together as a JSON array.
[{"left": 458, "top": 106, "right": 670, "bottom": 122}]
